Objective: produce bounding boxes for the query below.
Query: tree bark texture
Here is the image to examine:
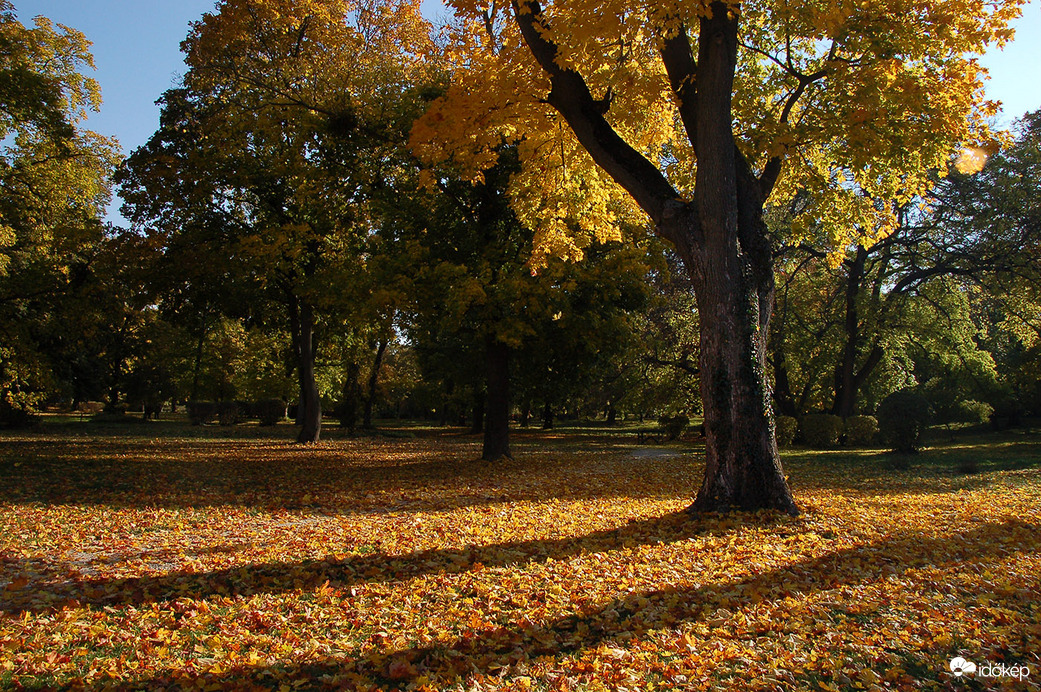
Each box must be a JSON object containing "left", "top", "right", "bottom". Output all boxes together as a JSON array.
[{"left": 482, "top": 337, "right": 512, "bottom": 461}]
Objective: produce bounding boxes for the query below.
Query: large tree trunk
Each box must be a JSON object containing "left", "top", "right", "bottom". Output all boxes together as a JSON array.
[
  {"left": 680, "top": 3, "right": 796, "bottom": 514},
  {"left": 482, "top": 337, "right": 512, "bottom": 461},
  {"left": 289, "top": 297, "right": 321, "bottom": 443},
  {"left": 362, "top": 337, "right": 388, "bottom": 429}
]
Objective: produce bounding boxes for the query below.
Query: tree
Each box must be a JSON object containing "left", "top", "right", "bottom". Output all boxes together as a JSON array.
[
  {"left": 413, "top": 0, "right": 1020, "bottom": 512},
  {"left": 0, "top": 3, "right": 119, "bottom": 422},
  {"left": 770, "top": 109, "right": 1041, "bottom": 420},
  {"left": 119, "top": 0, "right": 433, "bottom": 442}
]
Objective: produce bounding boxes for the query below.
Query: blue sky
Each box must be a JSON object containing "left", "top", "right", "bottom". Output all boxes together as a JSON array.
[{"left": 12, "top": 0, "right": 1041, "bottom": 224}]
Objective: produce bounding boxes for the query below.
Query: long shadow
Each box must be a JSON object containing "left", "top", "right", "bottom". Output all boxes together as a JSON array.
[
  {"left": 0, "top": 510, "right": 772, "bottom": 615},
  {"left": 105, "top": 517, "right": 1039, "bottom": 690},
  {"left": 0, "top": 437, "right": 686, "bottom": 513}
]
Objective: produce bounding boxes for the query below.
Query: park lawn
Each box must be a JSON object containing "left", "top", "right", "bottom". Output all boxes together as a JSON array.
[{"left": 0, "top": 423, "right": 1039, "bottom": 690}]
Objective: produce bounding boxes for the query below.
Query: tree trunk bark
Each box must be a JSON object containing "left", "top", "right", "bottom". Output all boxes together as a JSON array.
[
  {"left": 541, "top": 401, "right": 553, "bottom": 430},
  {"left": 362, "top": 337, "right": 388, "bottom": 429},
  {"left": 482, "top": 337, "right": 512, "bottom": 461},
  {"left": 289, "top": 297, "right": 321, "bottom": 443},
  {"left": 682, "top": 2, "right": 796, "bottom": 514}
]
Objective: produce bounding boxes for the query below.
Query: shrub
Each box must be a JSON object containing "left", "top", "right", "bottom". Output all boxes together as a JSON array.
[
  {"left": 954, "top": 400, "right": 993, "bottom": 425},
  {"left": 801, "top": 414, "right": 844, "bottom": 448},
  {"left": 254, "top": 399, "right": 286, "bottom": 426},
  {"left": 877, "top": 389, "right": 932, "bottom": 453},
  {"left": 658, "top": 414, "right": 689, "bottom": 441},
  {"left": 217, "top": 401, "right": 242, "bottom": 426},
  {"left": 844, "top": 415, "right": 878, "bottom": 446},
  {"left": 775, "top": 415, "right": 798, "bottom": 447},
  {"left": 187, "top": 401, "right": 217, "bottom": 425}
]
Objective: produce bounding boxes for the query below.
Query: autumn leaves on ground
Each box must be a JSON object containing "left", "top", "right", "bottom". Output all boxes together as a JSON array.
[{"left": 2, "top": 422, "right": 1039, "bottom": 691}]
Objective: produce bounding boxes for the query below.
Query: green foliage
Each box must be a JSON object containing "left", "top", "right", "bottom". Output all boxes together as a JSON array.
[
  {"left": 0, "top": 4, "right": 119, "bottom": 416},
  {"left": 844, "top": 415, "right": 879, "bottom": 446},
  {"left": 801, "top": 414, "right": 844, "bottom": 448},
  {"left": 877, "top": 389, "right": 933, "bottom": 453},
  {"left": 953, "top": 400, "right": 994, "bottom": 426},
  {"left": 775, "top": 415, "right": 798, "bottom": 447}
]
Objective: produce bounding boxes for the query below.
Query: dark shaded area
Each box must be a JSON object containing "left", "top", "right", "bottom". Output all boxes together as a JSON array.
[
  {"left": 0, "top": 510, "right": 768, "bottom": 615},
  {"left": 98, "top": 517, "right": 1038, "bottom": 690},
  {"left": 0, "top": 433, "right": 691, "bottom": 513}
]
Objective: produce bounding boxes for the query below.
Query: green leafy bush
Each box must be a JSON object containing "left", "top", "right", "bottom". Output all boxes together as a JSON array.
[
  {"left": 658, "top": 414, "right": 689, "bottom": 441},
  {"left": 843, "top": 415, "right": 878, "bottom": 446},
  {"left": 877, "top": 389, "right": 932, "bottom": 452},
  {"left": 254, "top": 399, "right": 286, "bottom": 426},
  {"left": 801, "top": 414, "right": 844, "bottom": 448},
  {"left": 217, "top": 401, "right": 242, "bottom": 426},
  {"left": 775, "top": 415, "right": 798, "bottom": 447},
  {"left": 955, "top": 400, "right": 993, "bottom": 425},
  {"left": 187, "top": 401, "right": 217, "bottom": 425}
]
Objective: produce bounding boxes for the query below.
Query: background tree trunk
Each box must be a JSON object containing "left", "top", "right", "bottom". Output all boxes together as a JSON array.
[
  {"left": 362, "top": 337, "right": 388, "bottom": 429},
  {"left": 471, "top": 388, "right": 485, "bottom": 434},
  {"left": 482, "top": 337, "right": 512, "bottom": 460},
  {"left": 289, "top": 297, "right": 321, "bottom": 443}
]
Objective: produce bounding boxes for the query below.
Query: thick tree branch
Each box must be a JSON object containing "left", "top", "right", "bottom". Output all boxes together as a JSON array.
[
  {"left": 659, "top": 24, "right": 698, "bottom": 154},
  {"left": 511, "top": 0, "right": 684, "bottom": 235}
]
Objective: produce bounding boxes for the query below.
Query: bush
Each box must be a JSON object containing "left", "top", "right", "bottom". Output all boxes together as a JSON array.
[
  {"left": 844, "top": 415, "right": 878, "bottom": 446},
  {"left": 254, "top": 399, "right": 286, "bottom": 426},
  {"left": 658, "top": 414, "right": 689, "bottom": 441},
  {"left": 187, "top": 401, "right": 217, "bottom": 425},
  {"left": 955, "top": 400, "right": 993, "bottom": 425},
  {"left": 801, "top": 414, "right": 844, "bottom": 448},
  {"left": 877, "top": 389, "right": 932, "bottom": 453},
  {"left": 216, "top": 401, "right": 242, "bottom": 426},
  {"left": 775, "top": 415, "right": 798, "bottom": 447}
]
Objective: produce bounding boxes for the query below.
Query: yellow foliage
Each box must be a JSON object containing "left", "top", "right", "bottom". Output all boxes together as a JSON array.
[{"left": 413, "top": 0, "right": 1025, "bottom": 257}]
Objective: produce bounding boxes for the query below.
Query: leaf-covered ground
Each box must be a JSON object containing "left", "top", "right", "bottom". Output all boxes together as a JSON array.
[{"left": 1, "top": 423, "right": 1039, "bottom": 690}]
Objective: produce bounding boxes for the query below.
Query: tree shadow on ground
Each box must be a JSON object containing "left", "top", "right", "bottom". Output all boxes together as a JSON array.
[
  {"left": 101, "top": 517, "right": 1038, "bottom": 690},
  {"left": 0, "top": 435, "right": 690, "bottom": 513},
  {"left": 1, "top": 509, "right": 778, "bottom": 615}
]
